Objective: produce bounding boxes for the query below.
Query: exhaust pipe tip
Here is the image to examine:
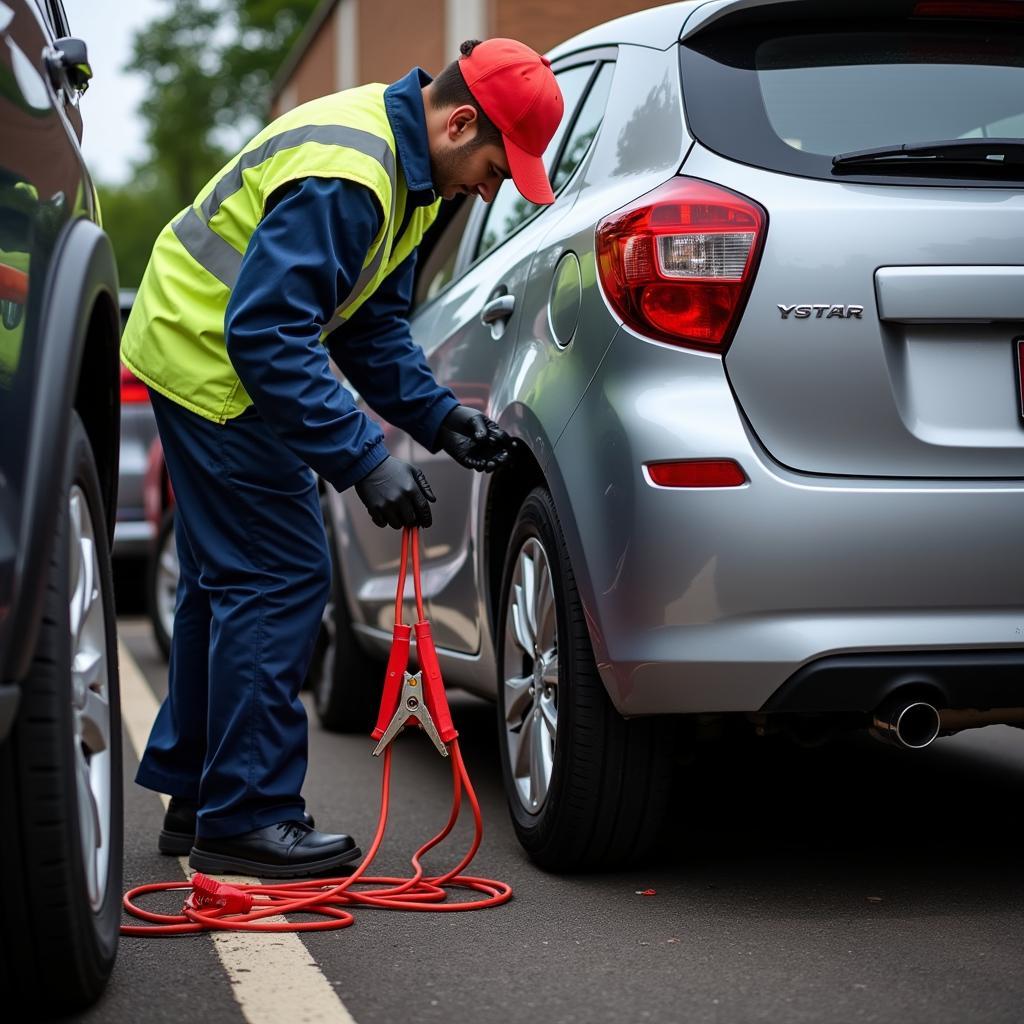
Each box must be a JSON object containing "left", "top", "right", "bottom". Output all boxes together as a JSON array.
[{"left": 871, "top": 700, "right": 941, "bottom": 750}]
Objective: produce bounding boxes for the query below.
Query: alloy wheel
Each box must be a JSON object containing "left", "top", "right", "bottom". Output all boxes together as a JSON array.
[
  {"left": 68, "top": 485, "right": 112, "bottom": 911},
  {"left": 502, "top": 537, "right": 559, "bottom": 814}
]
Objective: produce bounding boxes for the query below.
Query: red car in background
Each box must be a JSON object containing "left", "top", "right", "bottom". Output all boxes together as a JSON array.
[{"left": 116, "top": 289, "right": 159, "bottom": 559}]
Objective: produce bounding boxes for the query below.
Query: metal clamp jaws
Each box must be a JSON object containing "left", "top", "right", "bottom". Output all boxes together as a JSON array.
[
  {"left": 372, "top": 671, "right": 449, "bottom": 758},
  {"left": 371, "top": 528, "right": 458, "bottom": 758}
]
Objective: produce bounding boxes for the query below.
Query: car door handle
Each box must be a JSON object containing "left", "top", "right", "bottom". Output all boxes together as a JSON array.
[{"left": 481, "top": 294, "right": 515, "bottom": 325}]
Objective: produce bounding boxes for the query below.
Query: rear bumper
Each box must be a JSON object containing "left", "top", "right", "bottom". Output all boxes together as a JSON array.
[
  {"left": 553, "top": 327, "right": 1024, "bottom": 716},
  {"left": 762, "top": 649, "right": 1024, "bottom": 714}
]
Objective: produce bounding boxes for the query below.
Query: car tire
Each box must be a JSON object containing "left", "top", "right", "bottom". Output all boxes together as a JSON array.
[
  {"left": 496, "top": 487, "right": 672, "bottom": 870},
  {"left": 310, "top": 493, "right": 381, "bottom": 733},
  {"left": 0, "top": 411, "right": 123, "bottom": 1013},
  {"left": 147, "top": 506, "right": 176, "bottom": 662}
]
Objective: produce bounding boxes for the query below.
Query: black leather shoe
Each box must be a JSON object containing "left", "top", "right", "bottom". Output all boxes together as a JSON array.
[
  {"left": 159, "top": 799, "right": 315, "bottom": 856},
  {"left": 188, "top": 820, "right": 360, "bottom": 878}
]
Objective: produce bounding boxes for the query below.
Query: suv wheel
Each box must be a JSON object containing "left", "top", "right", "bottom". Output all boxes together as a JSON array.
[
  {"left": 0, "top": 412, "right": 122, "bottom": 1013},
  {"left": 496, "top": 487, "right": 671, "bottom": 870},
  {"left": 310, "top": 493, "right": 381, "bottom": 733}
]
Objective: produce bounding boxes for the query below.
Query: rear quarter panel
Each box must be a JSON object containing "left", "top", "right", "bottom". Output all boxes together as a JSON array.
[{"left": 477, "top": 43, "right": 693, "bottom": 697}]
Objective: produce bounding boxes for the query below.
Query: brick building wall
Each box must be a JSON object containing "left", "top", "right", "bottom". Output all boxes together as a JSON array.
[
  {"left": 271, "top": 0, "right": 666, "bottom": 117},
  {"left": 493, "top": 0, "right": 661, "bottom": 57},
  {"left": 275, "top": 5, "right": 339, "bottom": 115},
  {"left": 357, "top": 0, "right": 446, "bottom": 93}
]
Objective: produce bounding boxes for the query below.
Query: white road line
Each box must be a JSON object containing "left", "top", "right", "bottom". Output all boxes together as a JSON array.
[{"left": 118, "top": 639, "right": 358, "bottom": 1024}]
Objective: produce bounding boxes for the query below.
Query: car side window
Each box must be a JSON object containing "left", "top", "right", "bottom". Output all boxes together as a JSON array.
[
  {"left": 551, "top": 62, "right": 614, "bottom": 193},
  {"left": 475, "top": 62, "right": 596, "bottom": 261},
  {"left": 539, "top": 64, "right": 596, "bottom": 174},
  {"left": 412, "top": 197, "right": 474, "bottom": 310},
  {"left": 474, "top": 182, "right": 537, "bottom": 262}
]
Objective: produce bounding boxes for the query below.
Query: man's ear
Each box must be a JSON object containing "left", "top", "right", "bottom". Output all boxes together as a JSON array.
[{"left": 446, "top": 104, "right": 479, "bottom": 143}]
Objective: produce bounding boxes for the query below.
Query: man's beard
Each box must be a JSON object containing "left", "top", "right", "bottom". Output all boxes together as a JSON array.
[{"left": 430, "top": 138, "right": 480, "bottom": 196}]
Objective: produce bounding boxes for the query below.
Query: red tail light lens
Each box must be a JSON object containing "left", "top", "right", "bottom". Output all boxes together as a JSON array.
[
  {"left": 645, "top": 459, "right": 747, "bottom": 488},
  {"left": 596, "top": 177, "right": 766, "bottom": 352},
  {"left": 120, "top": 364, "right": 150, "bottom": 404}
]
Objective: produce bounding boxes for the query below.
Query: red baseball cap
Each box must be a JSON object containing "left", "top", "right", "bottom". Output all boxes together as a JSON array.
[{"left": 459, "top": 38, "right": 564, "bottom": 205}]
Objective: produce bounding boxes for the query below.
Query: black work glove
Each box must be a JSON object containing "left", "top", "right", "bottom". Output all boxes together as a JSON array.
[
  {"left": 436, "top": 404, "right": 512, "bottom": 472},
  {"left": 355, "top": 456, "right": 436, "bottom": 529}
]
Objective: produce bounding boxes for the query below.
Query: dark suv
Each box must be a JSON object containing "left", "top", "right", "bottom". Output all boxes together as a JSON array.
[{"left": 0, "top": 0, "right": 122, "bottom": 1012}]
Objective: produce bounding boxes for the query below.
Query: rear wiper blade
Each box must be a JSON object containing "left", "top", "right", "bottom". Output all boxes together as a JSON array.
[{"left": 832, "top": 138, "right": 1024, "bottom": 173}]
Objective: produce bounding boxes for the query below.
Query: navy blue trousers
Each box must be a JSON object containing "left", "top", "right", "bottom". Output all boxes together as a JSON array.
[{"left": 136, "top": 390, "right": 331, "bottom": 838}]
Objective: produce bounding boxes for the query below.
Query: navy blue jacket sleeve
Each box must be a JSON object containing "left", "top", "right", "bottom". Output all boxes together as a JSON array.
[
  {"left": 327, "top": 249, "right": 459, "bottom": 453},
  {"left": 224, "top": 176, "right": 390, "bottom": 492}
]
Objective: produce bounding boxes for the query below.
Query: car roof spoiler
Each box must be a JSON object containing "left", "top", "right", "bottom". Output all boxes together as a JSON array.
[{"left": 680, "top": 0, "right": 919, "bottom": 42}]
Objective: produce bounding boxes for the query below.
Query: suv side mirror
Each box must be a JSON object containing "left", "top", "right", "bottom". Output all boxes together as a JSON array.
[{"left": 48, "top": 36, "right": 92, "bottom": 93}]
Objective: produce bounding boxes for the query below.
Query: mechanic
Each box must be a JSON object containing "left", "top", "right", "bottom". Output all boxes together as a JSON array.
[{"left": 120, "top": 38, "right": 564, "bottom": 877}]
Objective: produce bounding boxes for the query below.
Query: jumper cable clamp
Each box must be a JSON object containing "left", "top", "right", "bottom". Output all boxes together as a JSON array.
[
  {"left": 370, "top": 525, "right": 457, "bottom": 758},
  {"left": 373, "top": 671, "right": 447, "bottom": 757}
]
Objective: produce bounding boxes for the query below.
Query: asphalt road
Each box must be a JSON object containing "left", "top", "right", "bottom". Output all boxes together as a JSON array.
[{"left": 66, "top": 607, "right": 1024, "bottom": 1024}]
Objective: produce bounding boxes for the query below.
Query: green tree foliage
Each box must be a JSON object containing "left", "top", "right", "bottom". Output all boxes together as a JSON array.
[
  {"left": 95, "top": 170, "right": 178, "bottom": 291},
  {"left": 103, "top": 0, "right": 318, "bottom": 286},
  {"left": 220, "top": 1, "right": 320, "bottom": 128},
  {"left": 130, "top": 0, "right": 228, "bottom": 208}
]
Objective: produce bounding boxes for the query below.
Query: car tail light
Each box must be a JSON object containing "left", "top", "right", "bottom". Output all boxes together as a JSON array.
[
  {"left": 913, "top": 1, "right": 1024, "bottom": 18},
  {"left": 120, "top": 364, "right": 150, "bottom": 404},
  {"left": 596, "top": 177, "right": 766, "bottom": 353},
  {"left": 645, "top": 459, "right": 747, "bottom": 488}
]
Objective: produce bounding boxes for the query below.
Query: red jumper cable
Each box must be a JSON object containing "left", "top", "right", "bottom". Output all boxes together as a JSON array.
[{"left": 121, "top": 527, "right": 512, "bottom": 936}]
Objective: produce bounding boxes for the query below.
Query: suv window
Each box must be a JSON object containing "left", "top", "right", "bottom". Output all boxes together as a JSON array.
[
  {"left": 682, "top": 19, "right": 1024, "bottom": 187},
  {"left": 476, "top": 62, "right": 598, "bottom": 260}
]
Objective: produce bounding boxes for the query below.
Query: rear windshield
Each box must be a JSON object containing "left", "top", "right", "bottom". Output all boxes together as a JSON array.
[{"left": 681, "top": 19, "right": 1024, "bottom": 186}]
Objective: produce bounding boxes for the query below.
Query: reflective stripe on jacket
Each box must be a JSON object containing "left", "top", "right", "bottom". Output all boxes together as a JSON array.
[{"left": 121, "top": 83, "right": 440, "bottom": 423}]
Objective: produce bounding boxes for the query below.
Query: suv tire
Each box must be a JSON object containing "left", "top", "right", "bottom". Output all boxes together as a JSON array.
[
  {"left": 496, "top": 487, "right": 672, "bottom": 870},
  {"left": 0, "top": 412, "right": 122, "bottom": 1013}
]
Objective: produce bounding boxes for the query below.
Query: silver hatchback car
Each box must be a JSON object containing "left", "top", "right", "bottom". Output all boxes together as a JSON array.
[{"left": 316, "top": 0, "right": 1024, "bottom": 869}]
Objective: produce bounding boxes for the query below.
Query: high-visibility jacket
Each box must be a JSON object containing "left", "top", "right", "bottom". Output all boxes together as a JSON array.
[{"left": 121, "top": 83, "right": 440, "bottom": 424}]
